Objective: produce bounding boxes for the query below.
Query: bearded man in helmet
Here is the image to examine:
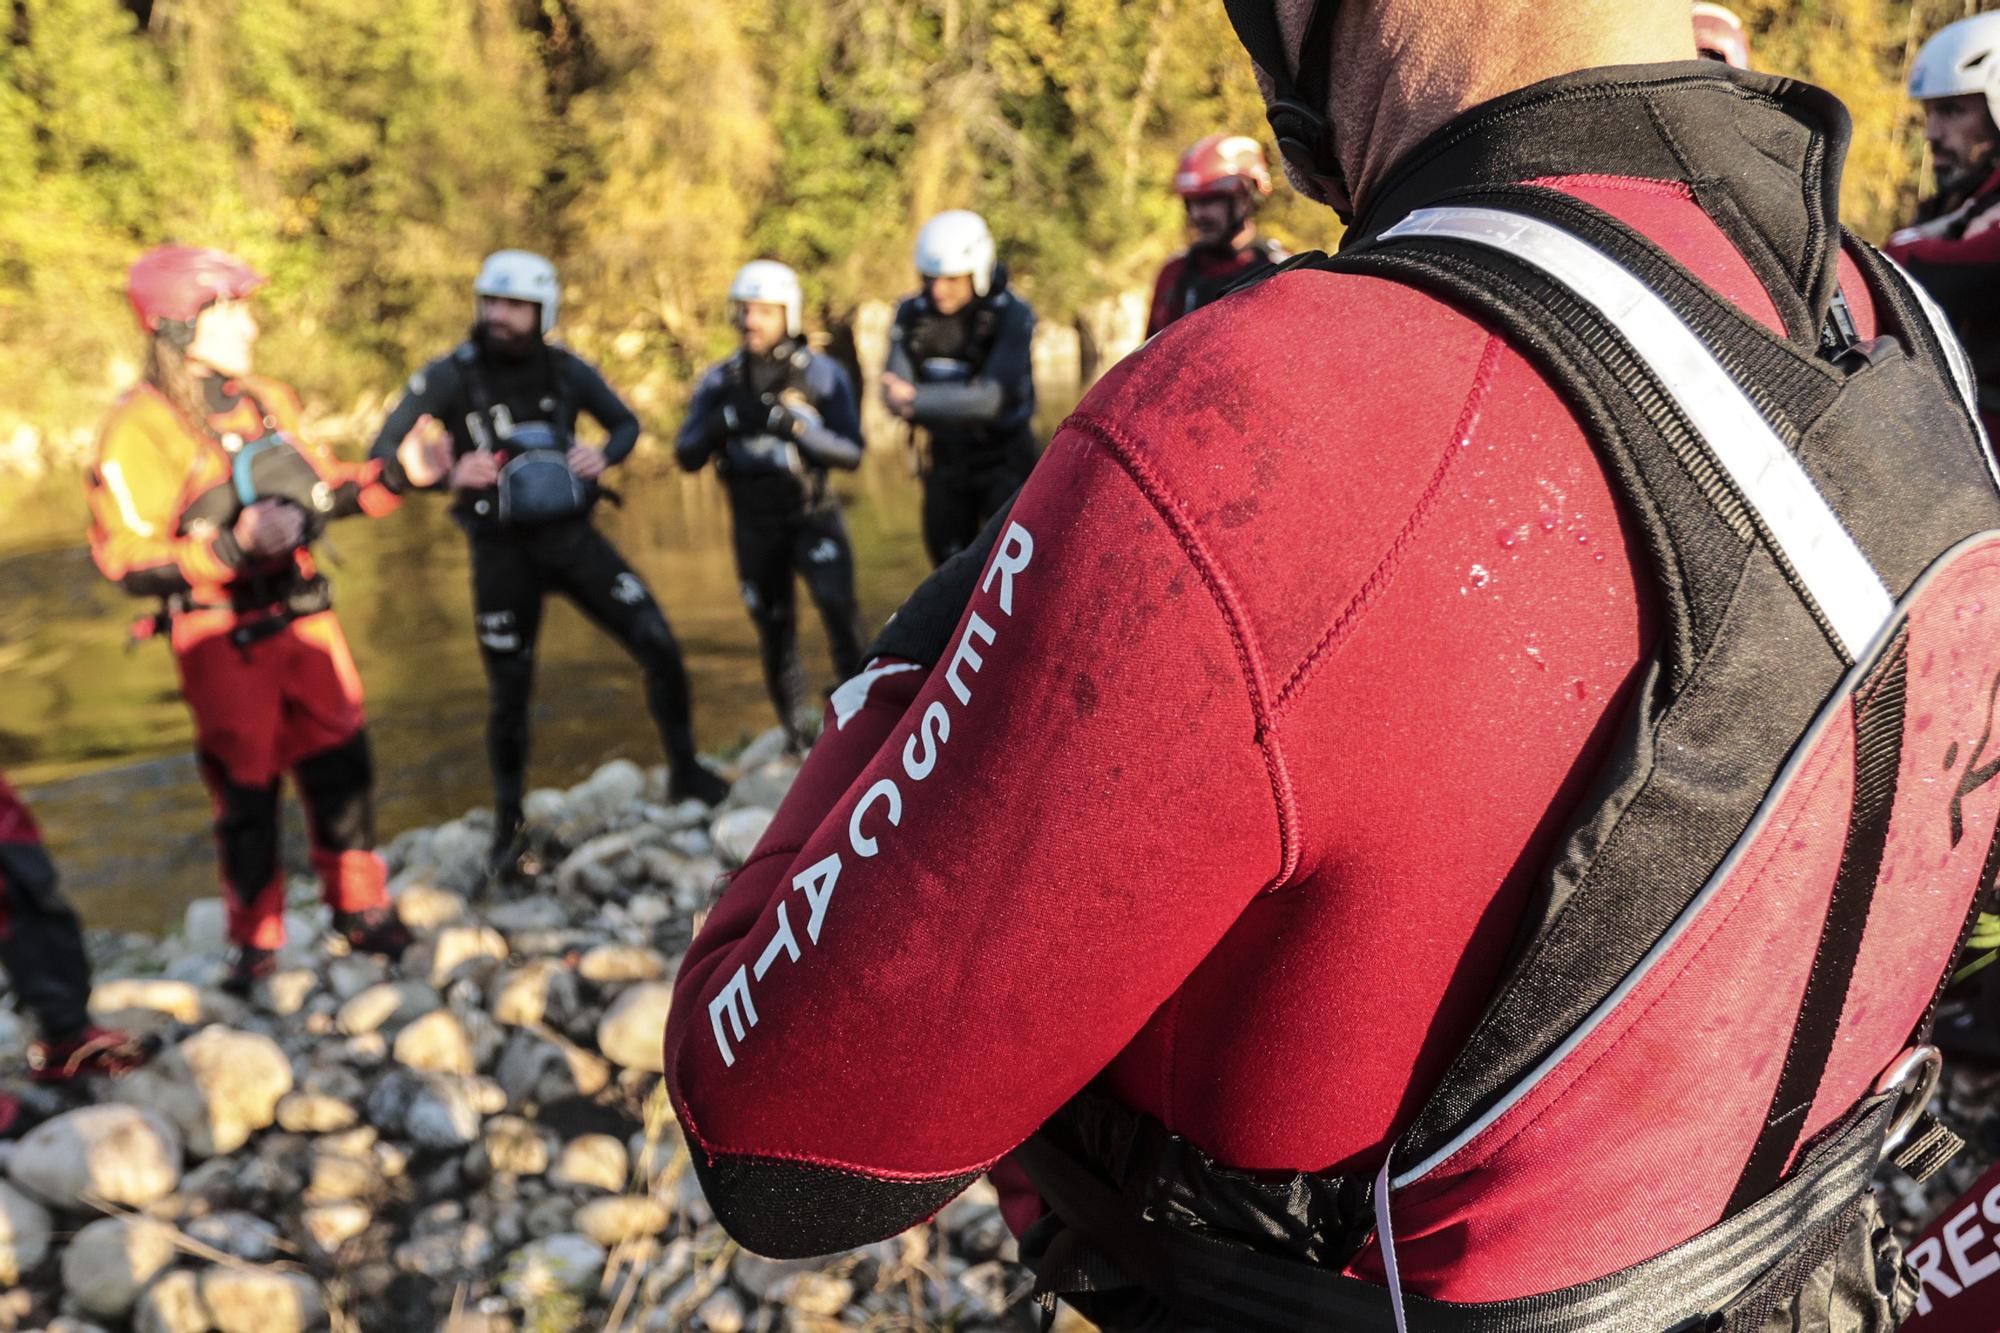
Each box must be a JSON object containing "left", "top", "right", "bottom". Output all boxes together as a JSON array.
[
  {"left": 881, "top": 211, "right": 1039, "bottom": 566},
  {"left": 1147, "top": 134, "right": 1289, "bottom": 337},
  {"left": 89, "top": 245, "right": 436, "bottom": 994},
  {"left": 371, "top": 250, "right": 730, "bottom": 878},
  {"left": 675, "top": 261, "right": 867, "bottom": 750},
  {"left": 665, "top": 1, "right": 2000, "bottom": 1329},
  {"left": 1888, "top": 12, "right": 2000, "bottom": 442}
]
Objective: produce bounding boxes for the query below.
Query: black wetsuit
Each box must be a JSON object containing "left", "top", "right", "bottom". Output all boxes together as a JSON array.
[
  {"left": 886, "top": 286, "right": 1038, "bottom": 565},
  {"left": 371, "top": 330, "right": 714, "bottom": 815},
  {"left": 676, "top": 341, "right": 866, "bottom": 740}
]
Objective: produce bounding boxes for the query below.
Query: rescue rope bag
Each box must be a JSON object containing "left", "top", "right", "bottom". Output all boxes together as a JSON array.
[
  {"left": 177, "top": 386, "right": 338, "bottom": 547},
  {"left": 1017, "top": 186, "right": 2000, "bottom": 1332},
  {"left": 454, "top": 342, "right": 592, "bottom": 527}
]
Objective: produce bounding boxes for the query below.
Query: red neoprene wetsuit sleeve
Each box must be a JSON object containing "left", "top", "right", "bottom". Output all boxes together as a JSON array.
[{"left": 665, "top": 435, "right": 1284, "bottom": 1255}]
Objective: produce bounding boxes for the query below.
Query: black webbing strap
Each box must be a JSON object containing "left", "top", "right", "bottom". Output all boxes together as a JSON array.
[
  {"left": 1727, "top": 632, "right": 1909, "bottom": 1213},
  {"left": 1020, "top": 1097, "right": 1893, "bottom": 1332}
]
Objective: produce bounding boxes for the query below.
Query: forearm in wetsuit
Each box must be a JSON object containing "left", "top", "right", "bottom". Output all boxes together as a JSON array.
[
  {"left": 663, "top": 432, "right": 1281, "bottom": 1258},
  {"left": 367, "top": 355, "right": 465, "bottom": 494},
  {"left": 674, "top": 369, "right": 732, "bottom": 472},
  {"left": 561, "top": 355, "right": 642, "bottom": 464},
  {"left": 906, "top": 301, "right": 1037, "bottom": 432},
  {"left": 792, "top": 358, "right": 863, "bottom": 471}
]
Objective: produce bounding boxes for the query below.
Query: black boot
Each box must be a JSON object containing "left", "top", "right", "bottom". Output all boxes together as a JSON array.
[
  {"left": 670, "top": 761, "right": 731, "bottom": 807},
  {"left": 486, "top": 803, "right": 526, "bottom": 882}
]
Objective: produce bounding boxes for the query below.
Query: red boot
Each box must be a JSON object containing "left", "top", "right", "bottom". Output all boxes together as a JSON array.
[{"left": 26, "top": 1024, "right": 155, "bottom": 1085}]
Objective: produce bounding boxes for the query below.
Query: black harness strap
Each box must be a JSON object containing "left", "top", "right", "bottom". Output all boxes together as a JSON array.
[
  {"left": 1727, "top": 632, "right": 1908, "bottom": 1214},
  {"left": 1020, "top": 1097, "right": 1895, "bottom": 1332}
]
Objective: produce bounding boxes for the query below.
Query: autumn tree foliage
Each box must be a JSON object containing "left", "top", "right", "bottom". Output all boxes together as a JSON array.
[{"left": 0, "top": 0, "right": 1975, "bottom": 450}]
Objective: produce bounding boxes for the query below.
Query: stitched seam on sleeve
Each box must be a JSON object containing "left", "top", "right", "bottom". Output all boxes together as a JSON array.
[
  {"left": 1272, "top": 335, "right": 1506, "bottom": 717},
  {"left": 1065, "top": 414, "right": 1301, "bottom": 890}
]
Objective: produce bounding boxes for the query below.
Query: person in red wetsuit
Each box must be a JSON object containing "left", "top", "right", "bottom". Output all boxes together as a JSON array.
[
  {"left": 1888, "top": 12, "right": 2000, "bottom": 441},
  {"left": 1893, "top": 14, "right": 2000, "bottom": 1071},
  {"left": 0, "top": 774, "right": 151, "bottom": 1138},
  {"left": 666, "top": 2, "right": 1992, "bottom": 1327},
  {"left": 86, "top": 246, "right": 445, "bottom": 993},
  {"left": 1145, "top": 134, "right": 1287, "bottom": 337}
]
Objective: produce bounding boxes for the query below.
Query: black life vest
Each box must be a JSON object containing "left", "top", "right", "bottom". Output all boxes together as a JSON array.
[
  {"left": 718, "top": 343, "right": 817, "bottom": 483},
  {"left": 1168, "top": 237, "right": 1287, "bottom": 325},
  {"left": 453, "top": 341, "right": 589, "bottom": 527},
  {"left": 176, "top": 384, "right": 336, "bottom": 546},
  {"left": 898, "top": 297, "right": 1003, "bottom": 390},
  {"left": 1017, "top": 188, "right": 2000, "bottom": 1332}
]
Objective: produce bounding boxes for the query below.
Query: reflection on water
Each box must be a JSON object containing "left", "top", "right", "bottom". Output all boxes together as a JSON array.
[{"left": 0, "top": 402, "right": 1070, "bottom": 933}]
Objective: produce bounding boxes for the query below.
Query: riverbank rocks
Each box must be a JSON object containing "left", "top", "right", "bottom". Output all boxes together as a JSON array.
[
  {"left": 392, "top": 1008, "right": 475, "bottom": 1075},
  {"left": 469, "top": 1115, "right": 552, "bottom": 1178},
  {"left": 337, "top": 980, "right": 440, "bottom": 1035},
  {"left": 4, "top": 751, "right": 1061, "bottom": 1333},
  {"left": 61, "top": 1216, "right": 178, "bottom": 1320},
  {"left": 597, "top": 982, "right": 671, "bottom": 1073},
  {"left": 115, "top": 1026, "right": 292, "bottom": 1157},
  {"left": 577, "top": 943, "right": 668, "bottom": 984},
  {"left": 502, "top": 1233, "right": 605, "bottom": 1303},
  {"left": 395, "top": 882, "right": 468, "bottom": 932},
  {"left": 134, "top": 1268, "right": 211, "bottom": 1333},
  {"left": 200, "top": 1266, "right": 325, "bottom": 1333},
  {"left": 10, "top": 1104, "right": 183, "bottom": 1209},
  {"left": 710, "top": 808, "right": 774, "bottom": 869},
  {"left": 91, "top": 977, "right": 205, "bottom": 1024},
  {"left": 0, "top": 1181, "right": 51, "bottom": 1284},
  {"left": 414, "top": 925, "right": 509, "bottom": 987},
  {"left": 490, "top": 959, "right": 579, "bottom": 1028},
  {"left": 574, "top": 1196, "right": 669, "bottom": 1247},
  {"left": 551, "top": 1134, "right": 628, "bottom": 1193}
]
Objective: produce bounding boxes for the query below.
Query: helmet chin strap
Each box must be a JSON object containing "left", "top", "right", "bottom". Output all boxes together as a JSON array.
[{"left": 1221, "top": 0, "right": 1350, "bottom": 217}]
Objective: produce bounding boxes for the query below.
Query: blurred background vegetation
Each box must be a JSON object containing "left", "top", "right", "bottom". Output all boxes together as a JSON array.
[{"left": 0, "top": 0, "right": 1986, "bottom": 500}]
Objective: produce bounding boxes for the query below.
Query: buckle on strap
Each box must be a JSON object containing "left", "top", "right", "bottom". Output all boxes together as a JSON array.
[
  {"left": 1872, "top": 1045, "right": 1942, "bottom": 1153},
  {"left": 1872, "top": 1045, "right": 1964, "bottom": 1182}
]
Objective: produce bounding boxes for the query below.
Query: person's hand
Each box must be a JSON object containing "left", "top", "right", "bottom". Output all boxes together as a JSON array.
[
  {"left": 396, "top": 416, "right": 453, "bottom": 489},
  {"left": 882, "top": 373, "right": 916, "bottom": 419},
  {"left": 232, "top": 499, "right": 305, "bottom": 558},
  {"left": 763, "top": 402, "right": 800, "bottom": 439},
  {"left": 451, "top": 450, "right": 500, "bottom": 492},
  {"left": 566, "top": 445, "right": 608, "bottom": 481}
]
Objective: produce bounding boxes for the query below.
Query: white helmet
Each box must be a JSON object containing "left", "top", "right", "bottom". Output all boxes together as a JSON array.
[
  {"left": 1910, "top": 11, "right": 2000, "bottom": 128},
  {"left": 913, "top": 210, "right": 997, "bottom": 298},
  {"left": 474, "top": 250, "right": 561, "bottom": 335},
  {"left": 729, "top": 260, "right": 804, "bottom": 338}
]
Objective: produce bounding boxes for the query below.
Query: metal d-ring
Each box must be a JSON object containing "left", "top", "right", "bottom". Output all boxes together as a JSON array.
[{"left": 1871, "top": 1044, "right": 1943, "bottom": 1155}]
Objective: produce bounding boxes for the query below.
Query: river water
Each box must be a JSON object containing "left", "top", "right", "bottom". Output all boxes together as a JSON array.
[{"left": 0, "top": 434, "right": 1027, "bottom": 936}]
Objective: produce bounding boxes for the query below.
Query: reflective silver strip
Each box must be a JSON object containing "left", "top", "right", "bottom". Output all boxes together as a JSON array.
[
  {"left": 1880, "top": 250, "right": 2000, "bottom": 493},
  {"left": 99, "top": 460, "right": 157, "bottom": 539},
  {"left": 1381, "top": 206, "right": 1894, "bottom": 660}
]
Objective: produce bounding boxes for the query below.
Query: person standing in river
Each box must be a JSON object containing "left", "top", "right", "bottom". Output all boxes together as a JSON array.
[
  {"left": 369, "top": 250, "right": 730, "bottom": 879},
  {"left": 675, "top": 261, "right": 867, "bottom": 752},
  {"left": 1146, "top": 134, "right": 1288, "bottom": 338},
  {"left": 86, "top": 244, "right": 434, "bottom": 995},
  {"left": 882, "top": 211, "right": 1039, "bottom": 567}
]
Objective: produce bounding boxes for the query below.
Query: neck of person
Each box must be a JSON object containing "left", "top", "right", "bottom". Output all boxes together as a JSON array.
[{"left": 1321, "top": 0, "right": 1696, "bottom": 213}]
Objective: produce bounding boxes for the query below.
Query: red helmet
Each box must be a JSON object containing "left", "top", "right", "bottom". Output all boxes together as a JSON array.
[
  {"left": 1692, "top": 3, "right": 1751, "bottom": 71},
  {"left": 1175, "top": 134, "right": 1274, "bottom": 200},
  {"left": 126, "top": 244, "right": 265, "bottom": 333}
]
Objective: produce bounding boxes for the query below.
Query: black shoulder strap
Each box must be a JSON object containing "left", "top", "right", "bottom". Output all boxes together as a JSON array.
[{"left": 453, "top": 341, "right": 499, "bottom": 449}]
